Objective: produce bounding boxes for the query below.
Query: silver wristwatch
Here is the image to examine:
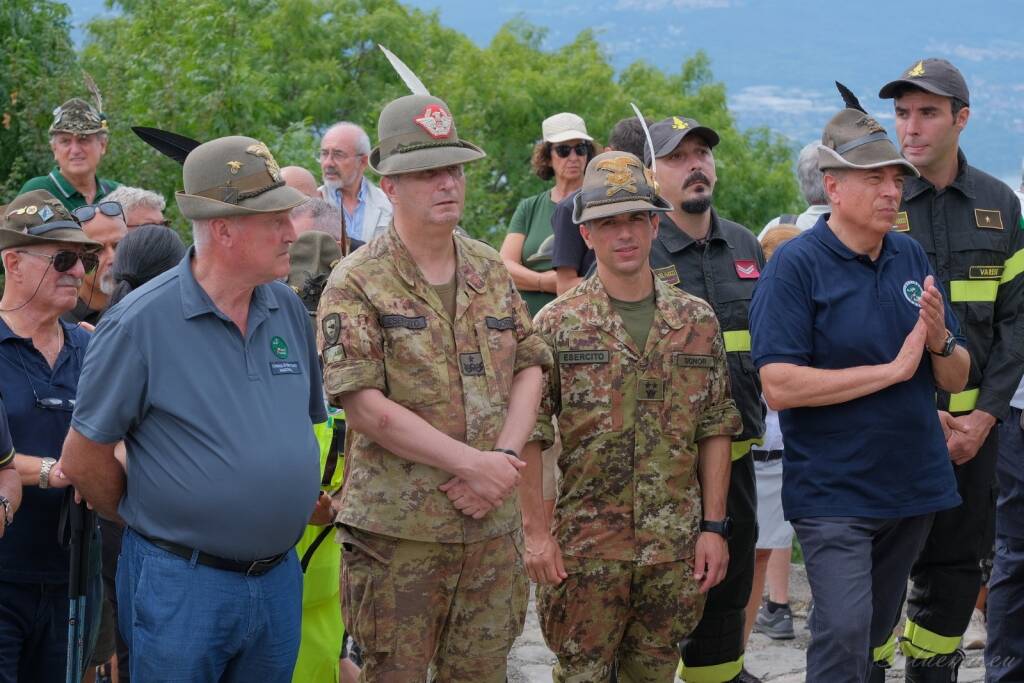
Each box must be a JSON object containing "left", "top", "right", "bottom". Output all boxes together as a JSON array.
[{"left": 39, "top": 457, "right": 57, "bottom": 489}]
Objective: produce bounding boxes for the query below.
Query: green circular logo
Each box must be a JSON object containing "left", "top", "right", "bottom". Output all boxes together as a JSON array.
[
  {"left": 270, "top": 336, "right": 289, "bottom": 359},
  {"left": 903, "top": 280, "right": 923, "bottom": 307}
]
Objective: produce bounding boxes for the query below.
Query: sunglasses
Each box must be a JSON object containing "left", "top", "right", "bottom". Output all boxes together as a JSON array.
[
  {"left": 72, "top": 201, "right": 124, "bottom": 223},
  {"left": 553, "top": 143, "right": 591, "bottom": 159},
  {"left": 17, "top": 249, "right": 99, "bottom": 274}
]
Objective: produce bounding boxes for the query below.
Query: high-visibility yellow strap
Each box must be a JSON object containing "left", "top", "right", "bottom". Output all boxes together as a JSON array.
[
  {"left": 949, "top": 280, "right": 997, "bottom": 302},
  {"left": 678, "top": 654, "right": 743, "bottom": 683},
  {"left": 948, "top": 388, "right": 979, "bottom": 413},
  {"left": 1000, "top": 248, "right": 1024, "bottom": 286},
  {"left": 723, "top": 330, "right": 751, "bottom": 353},
  {"left": 901, "top": 619, "right": 963, "bottom": 659},
  {"left": 873, "top": 631, "right": 897, "bottom": 666},
  {"left": 731, "top": 438, "right": 763, "bottom": 461}
]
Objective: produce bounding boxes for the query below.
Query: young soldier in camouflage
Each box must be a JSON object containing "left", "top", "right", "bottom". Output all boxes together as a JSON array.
[
  {"left": 521, "top": 150, "right": 742, "bottom": 682},
  {"left": 316, "top": 93, "right": 552, "bottom": 682}
]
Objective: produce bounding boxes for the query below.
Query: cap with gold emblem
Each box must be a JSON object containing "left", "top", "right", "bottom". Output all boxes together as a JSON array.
[
  {"left": 174, "top": 136, "right": 307, "bottom": 220},
  {"left": 645, "top": 116, "right": 720, "bottom": 166},
  {"left": 369, "top": 94, "right": 486, "bottom": 176},
  {"left": 287, "top": 231, "right": 342, "bottom": 315},
  {"left": 878, "top": 58, "right": 970, "bottom": 105},
  {"left": 573, "top": 150, "right": 673, "bottom": 224},
  {"left": 48, "top": 98, "right": 108, "bottom": 136},
  {"left": 0, "top": 190, "right": 103, "bottom": 251},
  {"left": 818, "top": 109, "right": 919, "bottom": 177}
]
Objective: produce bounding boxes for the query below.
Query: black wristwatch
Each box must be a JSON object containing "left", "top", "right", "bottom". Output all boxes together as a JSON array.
[
  {"left": 700, "top": 517, "right": 733, "bottom": 539},
  {"left": 929, "top": 331, "right": 957, "bottom": 358}
]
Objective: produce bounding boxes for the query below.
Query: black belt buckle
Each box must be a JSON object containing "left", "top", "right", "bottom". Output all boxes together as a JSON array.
[{"left": 245, "top": 554, "right": 282, "bottom": 576}]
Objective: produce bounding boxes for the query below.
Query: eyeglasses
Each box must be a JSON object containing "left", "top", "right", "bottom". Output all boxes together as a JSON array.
[
  {"left": 72, "top": 201, "right": 124, "bottom": 223},
  {"left": 317, "top": 149, "right": 365, "bottom": 163},
  {"left": 553, "top": 143, "right": 590, "bottom": 159},
  {"left": 17, "top": 249, "right": 99, "bottom": 274}
]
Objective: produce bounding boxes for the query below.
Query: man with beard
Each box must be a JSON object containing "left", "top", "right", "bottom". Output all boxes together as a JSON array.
[
  {"left": 646, "top": 116, "right": 766, "bottom": 683},
  {"left": 317, "top": 122, "right": 392, "bottom": 243},
  {"left": 62, "top": 201, "right": 126, "bottom": 325}
]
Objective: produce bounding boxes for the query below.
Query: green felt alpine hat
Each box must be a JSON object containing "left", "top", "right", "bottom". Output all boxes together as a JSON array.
[
  {"left": 818, "top": 109, "right": 919, "bottom": 176},
  {"left": 573, "top": 151, "right": 673, "bottom": 224},
  {"left": 0, "top": 190, "right": 102, "bottom": 251},
  {"left": 369, "top": 94, "right": 486, "bottom": 175}
]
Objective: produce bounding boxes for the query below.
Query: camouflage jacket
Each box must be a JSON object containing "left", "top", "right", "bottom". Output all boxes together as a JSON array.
[
  {"left": 532, "top": 273, "right": 741, "bottom": 565},
  {"left": 317, "top": 226, "right": 552, "bottom": 543}
]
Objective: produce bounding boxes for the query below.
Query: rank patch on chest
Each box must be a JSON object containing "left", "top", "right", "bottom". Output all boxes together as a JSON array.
[
  {"left": 558, "top": 350, "right": 610, "bottom": 364},
  {"left": 674, "top": 353, "right": 714, "bottom": 368},
  {"left": 653, "top": 265, "right": 680, "bottom": 286},
  {"left": 969, "top": 265, "right": 1004, "bottom": 280},
  {"left": 638, "top": 378, "right": 665, "bottom": 401},
  {"left": 734, "top": 260, "right": 760, "bottom": 279},
  {"left": 975, "top": 209, "right": 1004, "bottom": 230},
  {"left": 485, "top": 316, "right": 515, "bottom": 331},
  {"left": 459, "top": 352, "right": 485, "bottom": 376},
  {"left": 380, "top": 314, "right": 427, "bottom": 330},
  {"left": 892, "top": 211, "right": 910, "bottom": 232}
]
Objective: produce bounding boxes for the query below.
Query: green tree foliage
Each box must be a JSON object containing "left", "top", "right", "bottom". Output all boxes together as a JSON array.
[{"left": 4, "top": 0, "right": 800, "bottom": 241}]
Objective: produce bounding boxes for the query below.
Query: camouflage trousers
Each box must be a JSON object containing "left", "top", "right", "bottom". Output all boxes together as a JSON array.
[
  {"left": 338, "top": 526, "right": 528, "bottom": 683},
  {"left": 537, "top": 556, "right": 705, "bottom": 683}
]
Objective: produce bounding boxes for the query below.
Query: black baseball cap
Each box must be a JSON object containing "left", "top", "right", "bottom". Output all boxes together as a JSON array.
[
  {"left": 878, "top": 58, "right": 970, "bottom": 105},
  {"left": 645, "top": 116, "right": 720, "bottom": 166}
]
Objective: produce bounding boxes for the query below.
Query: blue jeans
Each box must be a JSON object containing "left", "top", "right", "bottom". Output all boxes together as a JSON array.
[{"left": 117, "top": 529, "right": 303, "bottom": 683}]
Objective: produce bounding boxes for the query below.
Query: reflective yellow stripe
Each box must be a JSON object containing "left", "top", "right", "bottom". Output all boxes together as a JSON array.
[
  {"left": 1000, "top": 248, "right": 1024, "bottom": 286},
  {"left": 678, "top": 654, "right": 743, "bottom": 683},
  {"left": 949, "top": 280, "right": 997, "bottom": 302},
  {"left": 723, "top": 330, "right": 751, "bottom": 353},
  {"left": 873, "top": 631, "right": 897, "bottom": 666},
  {"left": 901, "top": 619, "right": 963, "bottom": 658},
  {"left": 948, "top": 388, "right": 979, "bottom": 413},
  {"left": 731, "top": 438, "right": 763, "bottom": 461}
]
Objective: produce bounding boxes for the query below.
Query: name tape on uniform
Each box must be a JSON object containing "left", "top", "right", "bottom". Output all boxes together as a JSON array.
[
  {"left": 485, "top": 316, "right": 515, "bottom": 331},
  {"left": 674, "top": 353, "right": 715, "bottom": 368},
  {"left": 653, "top": 266, "right": 680, "bottom": 286},
  {"left": 969, "top": 265, "right": 1004, "bottom": 280},
  {"left": 269, "top": 361, "right": 302, "bottom": 375},
  {"left": 380, "top": 314, "right": 427, "bottom": 330},
  {"left": 558, "top": 350, "right": 610, "bottom": 364}
]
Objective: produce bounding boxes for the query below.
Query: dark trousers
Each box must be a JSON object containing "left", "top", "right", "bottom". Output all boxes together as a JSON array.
[
  {"left": 795, "top": 514, "right": 933, "bottom": 683},
  {"left": 680, "top": 453, "right": 756, "bottom": 680},
  {"left": 0, "top": 580, "right": 70, "bottom": 683},
  {"left": 98, "top": 516, "right": 129, "bottom": 679},
  {"left": 904, "top": 430, "right": 997, "bottom": 658}
]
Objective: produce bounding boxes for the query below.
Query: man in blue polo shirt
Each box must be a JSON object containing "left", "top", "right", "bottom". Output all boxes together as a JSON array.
[
  {"left": 61, "top": 135, "right": 324, "bottom": 683},
  {"left": 750, "top": 105, "right": 969, "bottom": 682}
]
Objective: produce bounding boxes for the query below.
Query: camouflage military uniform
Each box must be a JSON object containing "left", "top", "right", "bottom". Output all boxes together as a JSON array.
[
  {"left": 532, "top": 273, "right": 742, "bottom": 682},
  {"left": 318, "top": 225, "right": 551, "bottom": 681}
]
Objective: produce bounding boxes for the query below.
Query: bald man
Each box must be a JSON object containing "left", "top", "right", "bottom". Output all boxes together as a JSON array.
[{"left": 281, "top": 166, "right": 319, "bottom": 198}]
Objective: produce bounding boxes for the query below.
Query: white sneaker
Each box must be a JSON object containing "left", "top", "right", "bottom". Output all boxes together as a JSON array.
[{"left": 962, "top": 607, "right": 987, "bottom": 650}]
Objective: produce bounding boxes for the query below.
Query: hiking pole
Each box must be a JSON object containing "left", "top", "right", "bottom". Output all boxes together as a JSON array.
[{"left": 65, "top": 494, "right": 90, "bottom": 683}]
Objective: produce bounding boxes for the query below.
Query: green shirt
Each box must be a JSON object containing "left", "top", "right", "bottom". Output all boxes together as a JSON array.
[
  {"left": 508, "top": 189, "right": 557, "bottom": 316},
  {"left": 19, "top": 168, "right": 120, "bottom": 211},
  {"left": 609, "top": 290, "right": 656, "bottom": 353}
]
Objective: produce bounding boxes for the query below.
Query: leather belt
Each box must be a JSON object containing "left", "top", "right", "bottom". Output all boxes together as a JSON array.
[
  {"left": 751, "top": 449, "right": 783, "bottom": 462},
  {"left": 142, "top": 534, "right": 287, "bottom": 577}
]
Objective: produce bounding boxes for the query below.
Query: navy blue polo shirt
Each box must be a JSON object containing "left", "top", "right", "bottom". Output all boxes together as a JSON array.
[
  {"left": 750, "top": 216, "right": 962, "bottom": 520},
  {"left": 0, "top": 319, "right": 91, "bottom": 583},
  {"left": 72, "top": 248, "right": 326, "bottom": 561}
]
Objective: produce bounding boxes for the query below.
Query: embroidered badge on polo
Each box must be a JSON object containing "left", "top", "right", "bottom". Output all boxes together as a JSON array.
[
  {"left": 414, "top": 105, "right": 453, "bottom": 139},
  {"left": 903, "top": 280, "right": 923, "bottom": 307},
  {"left": 734, "top": 260, "right": 760, "bottom": 279},
  {"left": 271, "top": 336, "right": 289, "bottom": 359}
]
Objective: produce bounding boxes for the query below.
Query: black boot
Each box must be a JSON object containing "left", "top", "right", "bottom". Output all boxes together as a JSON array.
[
  {"left": 905, "top": 649, "right": 965, "bottom": 683},
  {"left": 868, "top": 660, "right": 889, "bottom": 683}
]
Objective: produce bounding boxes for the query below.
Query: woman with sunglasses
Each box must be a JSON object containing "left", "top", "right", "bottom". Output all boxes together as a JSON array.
[{"left": 500, "top": 113, "right": 596, "bottom": 316}]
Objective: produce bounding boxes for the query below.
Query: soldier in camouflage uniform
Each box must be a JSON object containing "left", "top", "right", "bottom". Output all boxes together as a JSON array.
[
  {"left": 315, "top": 93, "right": 552, "bottom": 682},
  {"left": 521, "top": 150, "right": 742, "bottom": 682}
]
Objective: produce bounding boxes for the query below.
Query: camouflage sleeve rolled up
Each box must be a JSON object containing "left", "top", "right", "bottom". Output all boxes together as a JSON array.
[
  {"left": 695, "top": 325, "right": 742, "bottom": 442},
  {"left": 511, "top": 280, "right": 554, "bottom": 375},
  {"left": 528, "top": 307, "right": 560, "bottom": 450}
]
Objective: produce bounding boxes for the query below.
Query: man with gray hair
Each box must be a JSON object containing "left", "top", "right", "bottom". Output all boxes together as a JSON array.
[
  {"left": 317, "top": 121, "right": 392, "bottom": 242},
  {"left": 291, "top": 198, "right": 343, "bottom": 243},
  {"left": 104, "top": 185, "right": 168, "bottom": 230},
  {"left": 760, "top": 141, "right": 830, "bottom": 236}
]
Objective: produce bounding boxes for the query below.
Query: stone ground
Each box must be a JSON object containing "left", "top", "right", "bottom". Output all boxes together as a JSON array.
[{"left": 507, "top": 564, "right": 988, "bottom": 682}]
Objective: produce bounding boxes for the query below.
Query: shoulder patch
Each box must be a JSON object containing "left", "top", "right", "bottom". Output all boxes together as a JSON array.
[
  {"left": 892, "top": 211, "right": 910, "bottom": 232},
  {"left": 322, "top": 344, "right": 345, "bottom": 364},
  {"left": 321, "top": 313, "right": 341, "bottom": 345},
  {"left": 975, "top": 209, "right": 1003, "bottom": 230}
]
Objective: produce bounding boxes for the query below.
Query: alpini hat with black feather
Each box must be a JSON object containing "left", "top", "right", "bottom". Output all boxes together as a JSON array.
[{"left": 818, "top": 82, "right": 919, "bottom": 177}]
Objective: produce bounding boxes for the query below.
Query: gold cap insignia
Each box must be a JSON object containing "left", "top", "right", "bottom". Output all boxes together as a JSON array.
[
  {"left": 672, "top": 116, "right": 689, "bottom": 130},
  {"left": 907, "top": 61, "right": 925, "bottom": 77},
  {"left": 596, "top": 156, "right": 642, "bottom": 196},
  {"left": 226, "top": 160, "right": 243, "bottom": 175},
  {"left": 245, "top": 142, "right": 282, "bottom": 182}
]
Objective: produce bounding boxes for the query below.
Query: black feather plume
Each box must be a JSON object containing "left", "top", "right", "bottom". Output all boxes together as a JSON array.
[
  {"left": 132, "top": 126, "right": 202, "bottom": 165},
  {"left": 835, "top": 81, "right": 866, "bottom": 114}
]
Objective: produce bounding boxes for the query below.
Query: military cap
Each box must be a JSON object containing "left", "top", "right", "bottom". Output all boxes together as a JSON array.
[
  {"left": 286, "top": 231, "right": 342, "bottom": 315},
  {"left": 573, "top": 151, "right": 673, "bottom": 224},
  {"left": 878, "top": 58, "right": 970, "bottom": 105},
  {"left": 0, "top": 190, "right": 102, "bottom": 251},
  {"left": 645, "top": 116, "right": 720, "bottom": 166},
  {"left": 818, "top": 109, "right": 919, "bottom": 177},
  {"left": 174, "top": 136, "right": 307, "bottom": 220},
  {"left": 49, "top": 98, "right": 108, "bottom": 136},
  {"left": 369, "top": 94, "right": 485, "bottom": 175}
]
